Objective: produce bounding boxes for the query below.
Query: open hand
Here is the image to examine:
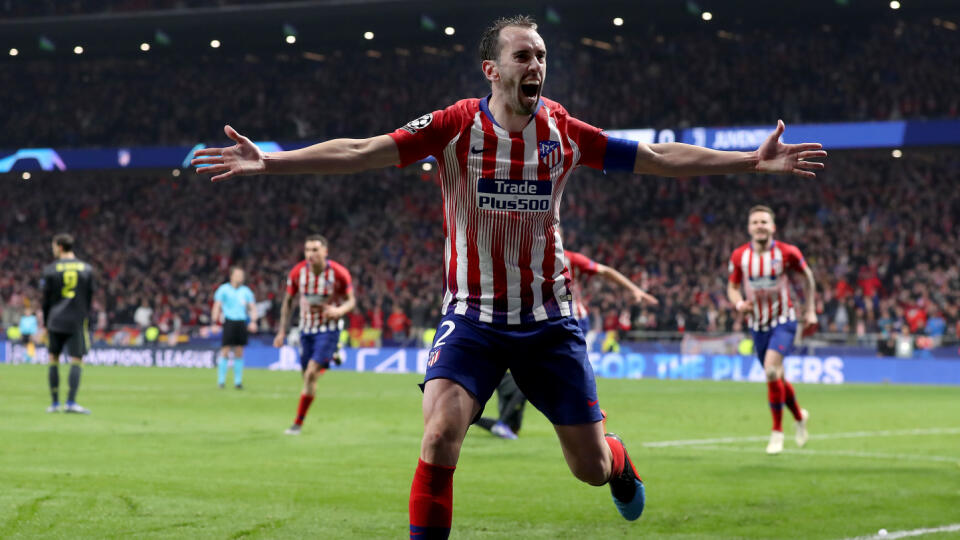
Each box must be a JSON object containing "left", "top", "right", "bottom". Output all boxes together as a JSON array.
[
  {"left": 755, "top": 120, "right": 827, "bottom": 179},
  {"left": 322, "top": 305, "right": 341, "bottom": 320},
  {"left": 191, "top": 125, "right": 266, "bottom": 182},
  {"left": 632, "top": 289, "right": 659, "bottom": 306}
]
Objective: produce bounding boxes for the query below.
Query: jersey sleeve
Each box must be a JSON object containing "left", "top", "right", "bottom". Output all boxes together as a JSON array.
[
  {"left": 388, "top": 105, "right": 462, "bottom": 168},
  {"left": 728, "top": 251, "right": 744, "bottom": 285},
  {"left": 285, "top": 266, "right": 300, "bottom": 296},
  {"left": 783, "top": 244, "right": 809, "bottom": 273},
  {"left": 245, "top": 287, "right": 255, "bottom": 305},
  {"left": 566, "top": 251, "right": 599, "bottom": 276},
  {"left": 333, "top": 263, "right": 354, "bottom": 296},
  {"left": 213, "top": 285, "right": 225, "bottom": 303},
  {"left": 565, "top": 116, "right": 609, "bottom": 171}
]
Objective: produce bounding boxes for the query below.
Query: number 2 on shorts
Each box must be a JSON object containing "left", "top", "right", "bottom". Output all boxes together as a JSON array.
[{"left": 433, "top": 320, "right": 455, "bottom": 348}]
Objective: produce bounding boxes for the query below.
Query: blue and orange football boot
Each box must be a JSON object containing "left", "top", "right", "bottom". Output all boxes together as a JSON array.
[{"left": 605, "top": 433, "right": 645, "bottom": 521}]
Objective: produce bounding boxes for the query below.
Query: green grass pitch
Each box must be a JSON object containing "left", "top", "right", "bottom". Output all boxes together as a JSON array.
[{"left": 1, "top": 364, "right": 958, "bottom": 539}]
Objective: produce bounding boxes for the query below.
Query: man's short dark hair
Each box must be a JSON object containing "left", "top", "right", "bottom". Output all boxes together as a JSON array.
[
  {"left": 305, "top": 234, "right": 328, "bottom": 246},
  {"left": 479, "top": 15, "right": 538, "bottom": 62},
  {"left": 52, "top": 233, "right": 74, "bottom": 251},
  {"left": 748, "top": 205, "right": 776, "bottom": 222}
]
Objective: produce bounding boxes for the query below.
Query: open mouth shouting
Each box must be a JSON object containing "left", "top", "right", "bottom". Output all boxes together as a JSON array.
[
  {"left": 518, "top": 80, "right": 541, "bottom": 110},
  {"left": 521, "top": 81, "right": 540, "bottom": 97}
]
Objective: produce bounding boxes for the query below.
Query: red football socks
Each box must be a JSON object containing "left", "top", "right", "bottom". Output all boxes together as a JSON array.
[
  {"left": 782, "top": 379, "right": 803, "bottom": 421},
  {"left": 294, "top": 393, "right": 314, "bottom": 426},
  {"left": 409, "top": 458, "right": 455, "bottom": 539},
  {"left": 767, "top": 379, "right": 785, "bottom": 431},
  {"left": 606, "top": 435, "right": 626, "bottom": 479}
]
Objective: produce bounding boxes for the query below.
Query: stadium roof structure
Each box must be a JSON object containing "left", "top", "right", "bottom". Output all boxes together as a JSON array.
[{"left": 2, "top": 0, "right": 958, "bottom": 58}]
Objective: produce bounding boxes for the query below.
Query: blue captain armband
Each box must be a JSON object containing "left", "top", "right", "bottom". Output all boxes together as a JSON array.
[{"left": 603, "top": 137, "right": 639, "bottom": 172}]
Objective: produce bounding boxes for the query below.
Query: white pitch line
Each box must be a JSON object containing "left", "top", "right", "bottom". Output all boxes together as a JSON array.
[
  {"left": 685, "top": 445, "right": 959, "bottom": 464},
  {"left": 643, "top": 427, "right": 960, "bottom": 448},
  {"left": 842, "top": 523, "right": 960, "bottom": 540}
]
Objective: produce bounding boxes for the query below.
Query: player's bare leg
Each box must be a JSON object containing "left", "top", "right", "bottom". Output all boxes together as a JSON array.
[
  {"left": 409, "top": 378, "right": 479, "bottom": 538},
  {"left": 555, "top": 421, "right": 645, "bottom": 520},
  {"left": 554, "top": 422, "right": 611, "bottom": 485},
  {"left": 302, "top": 359, "right": 325, "bottom": 397},
  {"left": 420, "top": 378, "right": 478, "bottom": 465},
  {"left": 764, "top": 350, "right": 786, "bottom": 454}
]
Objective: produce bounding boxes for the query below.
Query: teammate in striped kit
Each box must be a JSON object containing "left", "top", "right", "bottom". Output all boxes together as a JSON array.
[
  {"left": 474, "top": 250, "right": 656, "bottom": 440},
  {"left": 193, "top": 15, "right": 826, "bottom": 537},
  {"left": 727, "top": 205, "right": 818, "bottom": 454},
  {"left": 274, "top": 235, "right": 356, "bottom": 435},
  {"left": 566, "top": 249, "right": 658, "bottom": 339}
]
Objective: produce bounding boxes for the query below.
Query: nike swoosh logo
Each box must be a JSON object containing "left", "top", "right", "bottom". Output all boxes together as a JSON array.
[
  {"left": 470, "top": 146, "right": 485, "bottom": 154},
  {"left": 588, "top": 399, "right": 598, "bottom": 407}
]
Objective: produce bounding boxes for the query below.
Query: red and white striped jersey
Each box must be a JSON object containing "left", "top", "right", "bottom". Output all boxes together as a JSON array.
[
  {"left": 564, "top": 250, "right": 599, "bottom": 320},
  {"left": 286, "top": 259, "right": 353, "bottom": 334},
  {"left": 389, "top": 96, "right": 610, "bottom": 325},
  {"left": 728, "top": 240, "right": 808, "bottom": 331}
]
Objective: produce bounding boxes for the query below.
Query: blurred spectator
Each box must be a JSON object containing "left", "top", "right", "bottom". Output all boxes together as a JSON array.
[
  {"left": 2, "top": 16, "right": 959, "bottom": 149},
  {"left": 385, "top": 304, "right": 412, "bottom": 345},
  {"left": 133, "top": 298, "right": 153, "bottom": 328}
]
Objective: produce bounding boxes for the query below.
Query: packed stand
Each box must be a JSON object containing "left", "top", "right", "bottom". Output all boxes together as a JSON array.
[
  {"left": 1, "top": 150, "right": 957, "bottom": 348},
  {"left": 564, "top": 150, "right": 960, "bottom": 346},
  {"left": 2, "top": 17, "right": 959, "bottom": 149}
]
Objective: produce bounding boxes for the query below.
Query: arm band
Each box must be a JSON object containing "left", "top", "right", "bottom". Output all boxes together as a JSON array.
[{"left": 602, "top": 137, "right": 639, "bottom": 172}]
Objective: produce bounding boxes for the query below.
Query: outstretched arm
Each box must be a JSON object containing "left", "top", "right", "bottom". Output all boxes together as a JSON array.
[
  {"left": 800, "top": 266, "right": 818, "bottom": 328},
  {"left": 192, "top": 125, "right": 400, "bottom": 182},
  {"left": 634, "top": 120, "right": 826, "bottom": 179},
  {"left": 595, "top": 264, "right": 658, "bottom": 306}
]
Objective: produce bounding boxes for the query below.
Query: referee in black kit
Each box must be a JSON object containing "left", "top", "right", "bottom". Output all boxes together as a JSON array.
[{"left": 41, "top": 233, "right": 95, "bottom": 414}]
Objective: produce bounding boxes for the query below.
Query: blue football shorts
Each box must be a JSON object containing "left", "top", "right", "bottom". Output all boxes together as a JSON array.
[
  {"left": 577, "top": 316, "right": 591, "bottom": 336},
  {"left": 751, "top": 320, "right": 798, "bottom": 365},
  {"left": 422, "top": 312, "right": 604, "bottom": 425},
  {"left": 300, "top": 330, "right": 340, "bottom": 371}
]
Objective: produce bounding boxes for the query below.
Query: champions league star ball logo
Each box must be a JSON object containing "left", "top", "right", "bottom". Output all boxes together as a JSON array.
[{"left": 401, "top": 113, "right": 434, "bottom": 134}]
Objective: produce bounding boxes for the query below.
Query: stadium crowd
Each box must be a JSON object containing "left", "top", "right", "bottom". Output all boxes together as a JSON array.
[
  {"left": 2, "top": 16, "right": 958, "bottom": 149},
  {"left": 2, "top": 8, "right": 959, "bottom": 347},
  {"left": 1, "top": 150, "right": 957, "bottom": 346},
  {"left": 567, "top": 151, "right": 960, "bottom": 345}
]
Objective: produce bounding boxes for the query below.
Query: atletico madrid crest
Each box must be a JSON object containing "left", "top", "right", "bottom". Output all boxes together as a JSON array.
[
  {"left": 427, "top": 348, "right": 441, "bottom": 367},
  {"left": 538, "top": 140, "right": 562, "bottom": 169}
]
